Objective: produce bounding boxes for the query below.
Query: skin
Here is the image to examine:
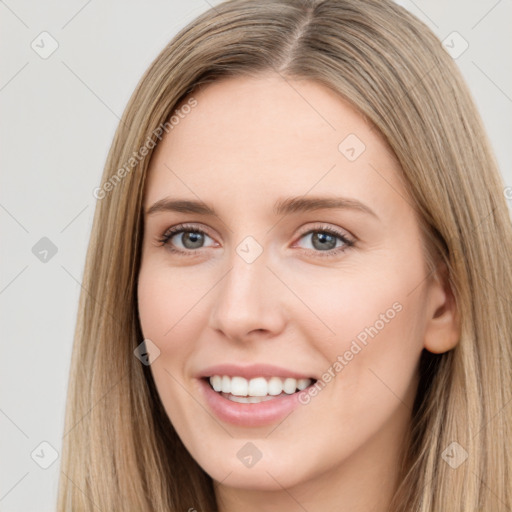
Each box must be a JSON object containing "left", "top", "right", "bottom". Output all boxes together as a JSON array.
[{"left": 137, "top": 73, "right": 459, "bottom": 512}]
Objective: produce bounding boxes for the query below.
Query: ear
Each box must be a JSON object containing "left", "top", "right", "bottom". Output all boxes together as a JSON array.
[{"left": 423, "top": 261, "right": 460, "bottom": 354}]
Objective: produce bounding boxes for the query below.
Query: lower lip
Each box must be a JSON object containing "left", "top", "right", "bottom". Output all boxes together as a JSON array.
[{"left": 198, "top": 378, "right": 307, "bottom": 427}]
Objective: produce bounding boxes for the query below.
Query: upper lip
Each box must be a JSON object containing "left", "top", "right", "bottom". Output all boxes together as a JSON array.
[{"left": 197, "top": 363, "right": 317, "bottom": 381}]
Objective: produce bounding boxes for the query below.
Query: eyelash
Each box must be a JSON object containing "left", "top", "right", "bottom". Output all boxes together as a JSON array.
[{"left": 156, "top": 223, "right": 355, "bottom": 259}]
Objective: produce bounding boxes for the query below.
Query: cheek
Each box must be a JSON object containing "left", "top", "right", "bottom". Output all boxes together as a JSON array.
[
  {"left": 136, "top": 264, "right": 199, "bottom": 408},
  {"left": 293, "top": 245, "right": 427, "bottom": 406},
  {"left": 137, "top": 261, "right": 204, "bottom": 343},
  {"left": 137, "top": 265, "right": 205, "bottom": 435},
  {"left": 284, "top": 258, "right": 414, "bottom": 349}
]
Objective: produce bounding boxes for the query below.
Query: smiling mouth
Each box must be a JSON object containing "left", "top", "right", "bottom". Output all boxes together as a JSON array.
[{"left": 204, "top": 375, "right": 317, "bottom": 404}]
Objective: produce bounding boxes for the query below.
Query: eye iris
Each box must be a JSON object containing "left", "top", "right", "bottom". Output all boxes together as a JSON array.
[
  {"left": 170, "top": 230, "right": 342, "bottom": 252},
  {"left": 312, "top": 232, "right": 337, "bottom": 251},
  {"left": 181, "top": 231, "right": 204, "bottom": 249}
]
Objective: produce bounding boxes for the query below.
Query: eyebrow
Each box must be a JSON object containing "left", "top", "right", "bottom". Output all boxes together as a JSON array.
[{"left": 145, "top": 195, "right": 378, "bottom": 219}]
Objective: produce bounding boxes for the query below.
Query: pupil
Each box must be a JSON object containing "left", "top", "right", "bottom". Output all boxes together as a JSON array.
[
  {"left": 183, "top": 232, "right": 203, "bottom": 249},
  {"left": 313, "top": 232, "right": 336, "bottom": 250},
  {"left": 180, "top": 231, "right": 337, "bottom": 251}
]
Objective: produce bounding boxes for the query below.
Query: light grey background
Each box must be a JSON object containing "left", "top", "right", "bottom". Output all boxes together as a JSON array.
[{"left": 1, "top": 1, "right": 510, "bottom": 510}]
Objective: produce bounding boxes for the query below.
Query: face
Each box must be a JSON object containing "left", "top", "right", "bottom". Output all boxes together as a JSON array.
[{"left": 137, "top": 74, "right": 442, "bottom": 497}]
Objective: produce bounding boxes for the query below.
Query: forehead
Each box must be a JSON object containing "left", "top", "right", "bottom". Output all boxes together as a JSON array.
[{"left": 144, "top": 74, "right": 411, "bottom": 222}]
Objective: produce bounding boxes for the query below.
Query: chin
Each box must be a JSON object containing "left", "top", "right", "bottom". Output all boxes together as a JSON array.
[{"left": 191, "top": 439, "right": 316, "bottom": 491}]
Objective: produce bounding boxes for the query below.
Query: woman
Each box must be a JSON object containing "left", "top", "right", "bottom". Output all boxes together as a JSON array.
[{"left": 57, "top": 0, "right": 512, "bottom": 510}]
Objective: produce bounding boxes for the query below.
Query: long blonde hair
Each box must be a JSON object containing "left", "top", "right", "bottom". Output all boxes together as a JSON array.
[{"left": 57, "top": 0, "right": 512, "bottom": 510}]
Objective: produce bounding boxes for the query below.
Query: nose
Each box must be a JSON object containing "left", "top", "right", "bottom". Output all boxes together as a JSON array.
[{"left": 208, "top": 244, "right": 287, "bottom": 343}]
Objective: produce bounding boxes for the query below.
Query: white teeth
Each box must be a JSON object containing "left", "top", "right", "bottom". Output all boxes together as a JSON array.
[
  {"left": 227, "top": 394, "right": 276, "bottom": 404},
  {"left": 221, "top": 375, "right": 231, "bottom": 394},
  {"left": 211, "top": 375, "right": 222, "bottom": 392},
  {"left": 267, "top": 376, "right": 283, "bottom": 396},
  {"left": 208, "top": 375, "right": 313, "bottom": 397},
  {"left": 297, "top": 378, "right": 310, "bottom": 391},
  {"left": 248, "top": 377, "right": 267, "bottom": 397},
  {"left": 283, "top": 378, "right": 297, "bottom": 394},
  {"left": 231, "top": 376, "right": 248, "bottom": 396}
]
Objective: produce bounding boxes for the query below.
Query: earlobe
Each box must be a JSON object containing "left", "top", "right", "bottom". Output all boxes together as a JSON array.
[{"left": 423, "top": 261, "right": 461, "bottom": 354}]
